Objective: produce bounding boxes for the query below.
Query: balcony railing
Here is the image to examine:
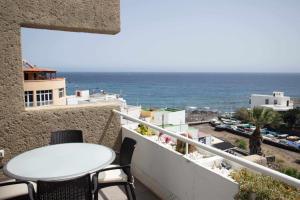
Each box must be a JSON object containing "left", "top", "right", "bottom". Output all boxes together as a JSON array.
[{"left": 113, "top": 109, "right": 300, "bottom": 188}]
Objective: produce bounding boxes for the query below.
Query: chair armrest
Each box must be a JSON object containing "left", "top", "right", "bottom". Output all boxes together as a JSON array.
[
  {"left": 94, "top": 165, "right": 131, "bottom": 176},
  {"left": 0, "top": 181, "right": 35, "bottom": 200},
  {"left": 0, "top": 180, "right": 28, "bottom": 187},
  {"left": 92, "top": 165, "right": 131, "bottom": 193}
]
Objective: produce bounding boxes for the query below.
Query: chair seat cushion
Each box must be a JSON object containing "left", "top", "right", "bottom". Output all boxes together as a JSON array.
[
  {"left": 0, "top": 180, "right": 36, "bottom": 200},
  {"left": 98, "top": 165, "right": 128, "bottom": 183}
]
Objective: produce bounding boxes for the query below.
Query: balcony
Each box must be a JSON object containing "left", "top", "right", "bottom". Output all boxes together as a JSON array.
[
  {"left": 1, "top": 109, "right": 299, "bottom": 200},
  {"left": 116, "top": 110, "right": 300, "bottom": 200},
  {"left": 122, "top": 126, "right": 238, "bottom": 199},
  {"left": 23, "top": 78, "right": 65, "bottom": 92}
]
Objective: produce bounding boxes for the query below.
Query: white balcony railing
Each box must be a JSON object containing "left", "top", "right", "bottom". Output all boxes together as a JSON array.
[{"left": 113, "top": 109, "right": 300, "bottom": 188}]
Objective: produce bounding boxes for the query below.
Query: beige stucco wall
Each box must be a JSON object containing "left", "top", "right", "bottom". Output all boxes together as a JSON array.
[
  {"left": 0, "top": 0, "right": 121, "bottom": 177},
  {"left": 24, "top": 78, "right": 66, "bottom": 106}
]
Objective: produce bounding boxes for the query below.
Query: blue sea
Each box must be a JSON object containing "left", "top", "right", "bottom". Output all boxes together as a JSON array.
[{"left": 58, "top": 72, "right": 300, "bottom": 112}]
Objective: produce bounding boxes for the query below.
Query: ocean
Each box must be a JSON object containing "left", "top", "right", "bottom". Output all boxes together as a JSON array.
[{"left": 58, "top": 72, "right": 300, "bottom": 112}]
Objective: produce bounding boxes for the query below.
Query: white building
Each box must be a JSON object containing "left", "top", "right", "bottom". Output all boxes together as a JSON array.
[
  {"left": 150, "top": 108, "right": 186, "bottom": 126},
  {"left": 66, "top": 90, "right": 141, "bottom": 124},
  {"left": 250, "top": 91, "right": 293, "bottom": 111}
]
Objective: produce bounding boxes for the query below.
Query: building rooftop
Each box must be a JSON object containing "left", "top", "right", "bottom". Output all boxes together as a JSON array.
[
  {"left": 22, "top": 67, "right": 56, "bottom": 73},
  {"left": 22, "top": 60, "right": 56, "bottom": 73},
  {"left": 212, "top": 141, "right": 236, "bottom": 151}
]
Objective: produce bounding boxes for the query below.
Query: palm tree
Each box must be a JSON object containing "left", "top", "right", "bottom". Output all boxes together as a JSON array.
[
  {"left": 282, "top": 109, "right": 300, "bottom": 130},
  {"left": 248, "top": 107, "right": 278, "bottom": 155}
]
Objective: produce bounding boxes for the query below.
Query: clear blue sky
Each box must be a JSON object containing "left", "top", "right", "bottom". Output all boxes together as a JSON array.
[{"left": 21, "top": 0, "right": 300, "bottom": 72}]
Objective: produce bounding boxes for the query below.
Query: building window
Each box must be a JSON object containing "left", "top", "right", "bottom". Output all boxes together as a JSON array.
[
  {"left": 36, "top": 90, "right": 53, "bottom": 106},
  {"left": 24, "top": 91, "right": 33, "bottom": 107},
  {"left": 287, "top": 100, "right": 289, "bottom": 107},
  {"left": 59, "top": 88, "right": 64, "bottom": 98},
  {"left": 274, "top": 100, "right": 278, "bottom": 105},
  {"left": 265, "top": 99, "right": 269, "bottom": 105}
]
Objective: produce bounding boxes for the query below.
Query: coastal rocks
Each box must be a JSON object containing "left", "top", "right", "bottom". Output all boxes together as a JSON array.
[{"left": 186, "top": 109, "right": 219, "bottom": 122}]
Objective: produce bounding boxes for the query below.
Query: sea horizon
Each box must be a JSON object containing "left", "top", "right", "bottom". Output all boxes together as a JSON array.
[
  {"left": 58, "top": 71, "right": 300, "bottom": 74},
  {"left": 58, "top": 72, "right": 300, "bottom": 112}
]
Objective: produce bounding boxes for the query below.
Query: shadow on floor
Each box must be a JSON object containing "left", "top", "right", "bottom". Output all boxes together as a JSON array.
[{"left": 98, "top": 179, "right": 161, "bottom": 200}]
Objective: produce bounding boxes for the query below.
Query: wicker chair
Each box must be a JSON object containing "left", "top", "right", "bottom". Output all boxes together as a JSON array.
[
  {"left": 29, "top": 174, "right": 92, "bottom": 200},
  {"left": 0, "top": 180, "right": 35, "bottom": 200},
  {"left": 92, "top": 137, "right": 137, "bottom": 200},
  {"left": 50, "top": 130, "right": 83, "bottom": 145}
]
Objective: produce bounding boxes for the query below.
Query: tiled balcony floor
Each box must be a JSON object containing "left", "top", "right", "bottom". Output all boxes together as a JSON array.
[{"left": 98, "top": 179, "right": 160, "bottom": 200}]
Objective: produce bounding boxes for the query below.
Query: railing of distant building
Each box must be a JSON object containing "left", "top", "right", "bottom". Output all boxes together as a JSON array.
[{"left": 113, "top": 109, "right": 300, "bottom": 188}]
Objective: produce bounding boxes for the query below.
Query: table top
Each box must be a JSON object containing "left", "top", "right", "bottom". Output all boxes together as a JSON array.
[{"left": 3, "top": 143, "right": 115, "bottom": 181}]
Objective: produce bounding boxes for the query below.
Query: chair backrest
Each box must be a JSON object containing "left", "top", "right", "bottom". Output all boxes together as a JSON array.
[
  {"left": 36, "top": 174, "right": 92, "bottom": 200},
  {"left": 119, "top": 137, "right": 137, "bottom": 167},
  {"left": 50, "top": 130, "right": 83, "bottom": 145}
]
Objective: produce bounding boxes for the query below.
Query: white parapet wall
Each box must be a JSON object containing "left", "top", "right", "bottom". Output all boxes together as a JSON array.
[{"left": 122, "top": 126, "right": 239, "bottom": 200}]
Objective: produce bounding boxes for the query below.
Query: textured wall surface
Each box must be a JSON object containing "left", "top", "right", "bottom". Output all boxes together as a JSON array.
[{"left": 0, "top": 0, "right": 121, "bottom": 175}]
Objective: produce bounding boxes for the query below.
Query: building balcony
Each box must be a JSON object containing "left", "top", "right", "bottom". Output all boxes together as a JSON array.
[
  {"left": 122, "top": 126, "right": 239, "bottom": 200},
  {"left": 24, "top": 78, "right": 65, "bottom": 91},
  {"left": 116, "top": 110, "right": 300, "bottom": 200},
  {"left": 1, "top": 109, "right": 299, "bottom": 200}
]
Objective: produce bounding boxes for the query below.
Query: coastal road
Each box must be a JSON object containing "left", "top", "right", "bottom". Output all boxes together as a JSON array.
[{"left": 192, "top": 124, "right": 300, "bottom": 171}]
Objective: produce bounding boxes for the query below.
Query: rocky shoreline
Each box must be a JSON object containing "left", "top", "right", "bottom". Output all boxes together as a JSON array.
[{"left": 186, "top": 109, "right": 219, "bottom": 122}]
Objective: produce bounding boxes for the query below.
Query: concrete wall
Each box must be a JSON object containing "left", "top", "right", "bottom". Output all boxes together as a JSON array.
[
  {"left": 153, "top": 110, "right": 186, "bottom": 126},
  {"left": 0, "top": 0, "right": 121, "bottom": 175},
  {"left": 123, "top": 126, "right": 239, "bottom": 200}
]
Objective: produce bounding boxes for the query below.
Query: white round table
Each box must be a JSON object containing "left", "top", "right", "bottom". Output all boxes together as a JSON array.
[{"left": 3, "top": 143, "right": 115, "bottom": 181}]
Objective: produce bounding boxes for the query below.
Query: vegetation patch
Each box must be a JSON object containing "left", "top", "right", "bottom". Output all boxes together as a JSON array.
[
  {"left": 280, "top": 167, "right": 300, "bottom": 180},
  {"left": 231, "top": 169, "right": 300, "bottom": 200},
  {"left": 234, "top": 139, "right": 247, "bottom": 150},
  {"left": 136, "top": 124, "right": 153, "bottom": 136}
]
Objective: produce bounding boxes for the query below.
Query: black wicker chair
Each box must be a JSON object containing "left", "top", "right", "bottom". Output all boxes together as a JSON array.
[
  {"left": 92, "top": 137, "right": 137, "bottom": 200},
  {"left": 29, "top": 174, "right": 92, "bottom": 200},
  {"left": 50, "top": 130, "right": 83, "bottom": 145},
  {"left": 0, "top": 180, "right": 35, "bottom": 200}
]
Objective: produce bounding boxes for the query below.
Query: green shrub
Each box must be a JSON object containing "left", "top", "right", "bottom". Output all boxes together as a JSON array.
[
  {"left": 235, "top": 139, "right": 247, "bottom": 150},
  {"left": 230, "top": 169, "right": 300, "bottom": 200},
  {"left": 282, "top": 108, "right": 300, "bottom": 129},
  {"left": 136, "top": 124, "right": 152, "bottom": 136},
  {"left": 280, "top": 167, "right": 300, "bottom": 180},
  {"left": 234, "top": 108, "right": 250, "bottom": 122}
]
